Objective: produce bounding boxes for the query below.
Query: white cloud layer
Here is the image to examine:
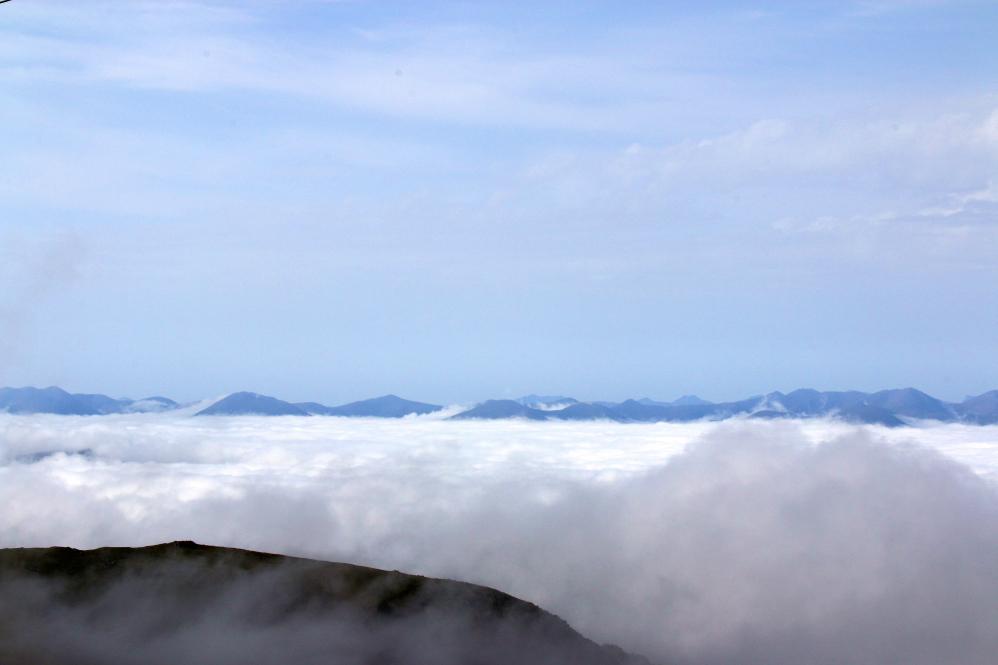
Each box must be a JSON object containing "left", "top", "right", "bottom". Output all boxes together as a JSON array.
[{"left": 3, "top": 414, "right": 998, "bottom": 663}]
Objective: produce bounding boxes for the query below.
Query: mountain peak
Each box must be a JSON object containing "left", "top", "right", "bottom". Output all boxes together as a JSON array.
[{"left": 195, "top": 392, "right": 309, "bottom": 417}]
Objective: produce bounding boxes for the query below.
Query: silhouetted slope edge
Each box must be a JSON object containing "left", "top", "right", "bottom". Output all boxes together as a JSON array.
[
  {"left": 195, "top": 392, "right": 310, "bottom": 416},
  {"left": 0, "top": 542, "right": 651, "bottom": 665}
]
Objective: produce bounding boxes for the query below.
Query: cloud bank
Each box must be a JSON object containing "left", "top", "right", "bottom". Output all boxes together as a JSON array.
[{"left": 2, "top": 414, "right": 998, "bottom": 663}]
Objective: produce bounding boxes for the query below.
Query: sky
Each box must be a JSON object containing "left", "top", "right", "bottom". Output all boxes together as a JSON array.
[
  {"left": 3, "top": 413, "right": 998, "bottom": 663},
  {"left": 1, "top": 0, "right": 997, "bottom": 405}
]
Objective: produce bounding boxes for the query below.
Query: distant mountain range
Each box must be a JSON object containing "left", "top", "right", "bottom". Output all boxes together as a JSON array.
[
  {"left": 2, "top": 386, "right": 997, "bottom": 426},
  {"left": 451, "top": 388, "right": 998, "bottom": 426},
  {"left": 0, "top": 386, "right": 177, "bottom": 416},
  {"left": 199, "top": 393, "right": 444, "bottom": 418}
]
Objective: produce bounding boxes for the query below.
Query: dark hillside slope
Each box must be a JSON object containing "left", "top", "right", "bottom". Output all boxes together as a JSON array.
[{"left": 0, "top": 542, "right": 649, "bottom": 665}]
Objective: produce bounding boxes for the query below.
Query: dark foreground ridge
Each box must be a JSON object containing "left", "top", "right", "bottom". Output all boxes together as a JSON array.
[{"left": 0, "top": 541, "right": 651, "bottom": 665}]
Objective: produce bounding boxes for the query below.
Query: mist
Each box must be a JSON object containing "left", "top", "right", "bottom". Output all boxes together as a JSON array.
[{"left": 2, "top": 414, "right": 998, "bottom": 663}]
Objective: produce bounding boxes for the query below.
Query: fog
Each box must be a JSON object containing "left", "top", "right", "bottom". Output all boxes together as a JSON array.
[{"left": 3, "top": 414, "right": 998, "bottom": 664}]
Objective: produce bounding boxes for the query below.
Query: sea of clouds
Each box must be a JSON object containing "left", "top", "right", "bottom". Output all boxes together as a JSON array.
[{"left": 3, "top": 412, "right": 998, "bottom": 664}]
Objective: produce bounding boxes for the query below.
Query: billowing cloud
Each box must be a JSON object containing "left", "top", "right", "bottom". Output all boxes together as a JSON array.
[{"left": 2, "top": 414, "right": 998, "bottom": 663}]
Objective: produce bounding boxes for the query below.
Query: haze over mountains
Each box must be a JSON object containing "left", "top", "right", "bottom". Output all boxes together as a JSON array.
[{"left": 2, "top": 385, "right": 997, "bottom": 425}]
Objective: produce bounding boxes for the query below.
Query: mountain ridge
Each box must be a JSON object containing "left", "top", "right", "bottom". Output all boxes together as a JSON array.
[{"left": 2, "top": 386, "right": 996, "bottom": 425}]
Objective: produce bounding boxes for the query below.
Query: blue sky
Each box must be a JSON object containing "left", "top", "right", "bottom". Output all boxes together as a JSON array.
[{"left": 1, "top": 0, "right": 997, "bottom": 404}]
